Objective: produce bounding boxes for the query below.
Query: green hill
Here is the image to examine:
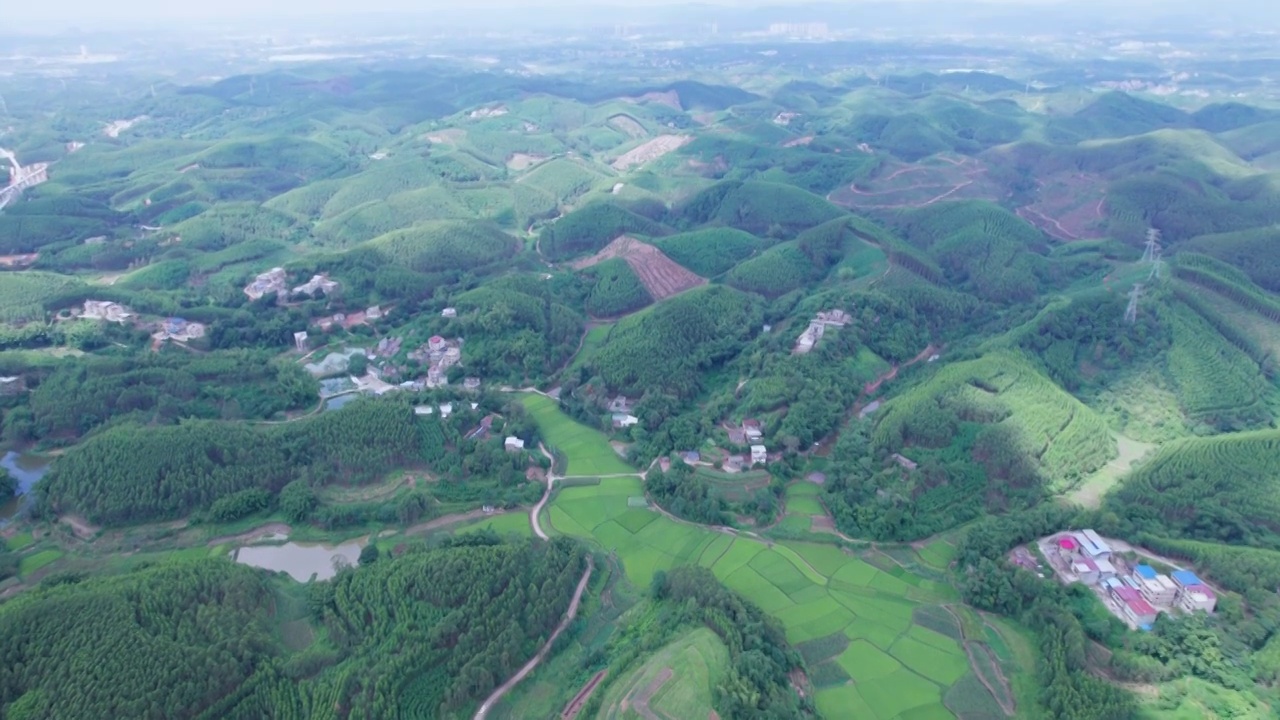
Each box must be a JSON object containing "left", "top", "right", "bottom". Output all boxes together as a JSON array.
[
  {"left": 675, "top": 180, "right": 845, "bottom": 236},
  {"left": 539, "top": 201, "right": 669, "bottom": 261},
  {"left": 590, "top": 285, "right": 762, "bottom": 399},
  {"left": 363, "top": 221, "right": 516, "bottom": 272},
  {"left": 651, "top": 227, "right": 765, "bottom": 277},
  {"left": 1105, "top": 429, "right": 1280, "bottom": 549}
]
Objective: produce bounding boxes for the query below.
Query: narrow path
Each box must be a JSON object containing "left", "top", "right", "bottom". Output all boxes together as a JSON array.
[
  {"left": 531, "top": 444, "right": 556, "bottom": 540},
  {"left": 943, "top": 604, "right": 1016, "bottom": 716},
  {"left": 474, "top": 556, "right": 595, "bottom": 720}
]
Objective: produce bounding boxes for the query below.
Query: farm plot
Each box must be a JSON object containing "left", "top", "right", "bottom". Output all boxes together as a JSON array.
[
  {"left": 693, "top": 467, "right": 772, "bottom": 502},
  {"left": 611, "top": 135, "right": 693, "bottom": 171},
  {"left": 572, "top": 235, "right": 705, "bottom": 301},
  {"left": 521, "top": 394, "right": 635, "bottom": 476},
  {"left": 539, "top": 408, "right": 1013, "bottom": 719},
  {"left": 595, "top": 627, "right": 728, "bottom": 720},
  {"left": 785, "top": 482, "right": 826, "bottom": 516}
]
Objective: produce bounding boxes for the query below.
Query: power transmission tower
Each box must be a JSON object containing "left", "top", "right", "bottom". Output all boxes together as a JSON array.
[
  {"left": 1125, "top": 283, "right": 1144, "bottom": 324},
  {"left": 1148, "top": 247, "right": 1164, "bottom": 281},
  {"left": 1142, "top": 228, "right": 1162, "bottom": 263}
]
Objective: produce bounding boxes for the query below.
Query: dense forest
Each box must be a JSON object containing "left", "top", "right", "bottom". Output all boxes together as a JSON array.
[{"left": 0, "top": 538, "right": 586, "bottom": 720}]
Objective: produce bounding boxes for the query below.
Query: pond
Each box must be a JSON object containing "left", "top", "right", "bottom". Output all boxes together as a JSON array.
[
  {"left": 323, "top": 393, "right": 361, "bottom": 412},
  {"left": 0, "top": 450, "right": 52, "bottom": 524},
  {"left": 233, "top": 538, "right": 367, "bottom": 582}
]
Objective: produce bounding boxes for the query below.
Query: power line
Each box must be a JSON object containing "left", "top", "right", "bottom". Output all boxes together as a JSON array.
[{"left": 1125, "top": 283, "right": 1144, "bottom": 324}]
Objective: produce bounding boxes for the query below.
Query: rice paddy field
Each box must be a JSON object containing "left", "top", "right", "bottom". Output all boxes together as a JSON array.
[
  {"left": 527, "top": 397, "right": 1024, "bottom": 719},
  {"left": 785, "top": 481, "right": 827, "bottom": 515},
  {"left": 521, "top": 393, "right": 636, "bottom": 476}
]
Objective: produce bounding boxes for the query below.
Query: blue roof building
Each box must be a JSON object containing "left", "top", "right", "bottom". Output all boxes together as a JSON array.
[
  {"left": 1134, "top": 565, "right": 1157, "bottom": 580},
  {"left": 1171, "top": 570, "right": 1203, "bottom": 587}
]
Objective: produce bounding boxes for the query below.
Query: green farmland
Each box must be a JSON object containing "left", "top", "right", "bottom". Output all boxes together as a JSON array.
[
  {"left": 536, "top": 405, "right": 1015, "bottom": 719},
  {"left": 521, "top": 393, "right": 636, "bottom": 476},
  {"left": 595, "top": 627, "right": 729, "bottom": 720}
]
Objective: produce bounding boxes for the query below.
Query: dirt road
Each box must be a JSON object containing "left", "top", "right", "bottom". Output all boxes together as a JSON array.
[{"left": 474, "top": 556, "right": 595, "bottom": 720}]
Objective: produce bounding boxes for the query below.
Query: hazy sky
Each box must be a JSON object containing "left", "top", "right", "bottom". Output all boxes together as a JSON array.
[{"left": 5, "top": 0, "right": 1275, "bottom": 33}]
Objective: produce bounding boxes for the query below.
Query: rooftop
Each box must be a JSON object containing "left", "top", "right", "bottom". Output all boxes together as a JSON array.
[
  {"left": 1134, "top": 565, "right": 1157, "bottom": 580},
  {"left": 1171, "top": 570, "right": 1203, "bottom": 587}
]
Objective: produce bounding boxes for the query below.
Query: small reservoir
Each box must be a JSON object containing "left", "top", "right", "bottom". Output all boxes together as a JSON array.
[{"left": 233, "top": 538, "right": 366, "bottom": 582}]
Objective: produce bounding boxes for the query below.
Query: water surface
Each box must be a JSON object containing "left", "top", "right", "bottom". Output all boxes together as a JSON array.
[{"left": 233, "top": 538, "right": 366, "bottom": 581}]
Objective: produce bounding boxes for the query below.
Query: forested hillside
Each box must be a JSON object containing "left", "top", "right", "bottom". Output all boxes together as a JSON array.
[
  {"left": 0, "top": 539, "right": 586, "bottom": 719},
  {"left": 3, "top": 29, "right": 1280, "bottom": 720}
]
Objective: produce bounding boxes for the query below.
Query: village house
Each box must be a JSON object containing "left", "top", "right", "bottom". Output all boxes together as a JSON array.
[
  {"left": 366, "top": 305, "right": 383, "bottom": 320},
  {"left": 727, "top": 428, "right": 747, "bottom": 445},
  {"left": 82, "top": 300, "right": 132, "bottom": 323},
  {"left": 426, "top": 367, "right": 447, "bottom": 388},
  {"left": 505, "top": 436, "right": 525, "bottom": 452},
  {"left": 414, "top": 405, "right": 434, "bottom": 416},
  {"left": 1111, "top": 586, "right": 1159, "bottom": 627},
  {"left": 293, "top": 331, "right": 308, "bottom": 352},
  {"left": 439, "top": 403, "right": 453, "bottom": 418},
  {"left": 441, "top": 307, "right": 457, "bottom": 318},
  {"left": 467, "top": 416, "right": 495, "bottom": 441},
  {"left": 154, "top": 317, "right": 206, "bottom": 343},
  {"left": 464, "top": 377, "right": 481, "bottom": 391},
  {"left": 743, "top": 419, "right": 763, "bottom": 441},
  {"left": 292, "top": 274, "right": 339, "bottom": 297},
  {"left": 244, "top": 267, "right": 287, "bottom": 300},
  {"left": 1172, "top": 570, "right": 1217, "bottom": 612},
  {"left": 1133, "top": 565, "right": 1178, "bottom": 606},
  {"left": 751, "top": 445, "right": 768, "bottom": 465},
  {"left": 612, "top": 413, "right": 638, "bottom": 428},
  {"left": 608, "top": 395, "right": 633, "bottom": 414},
  {"left": 1076, "top": 529, "right": 1113, "bottom": 560},
  {"left": 724, "top": 455, "right": 745, "bottom": 472},
  {"left": 0, "top": 376, "right": 26, "bottom": 395},
  {"left": 794, "top": 309, "right": 852, "bottom": 353},
  {"left": 891, "top": 453, "right": 918, "bottom": 471}
]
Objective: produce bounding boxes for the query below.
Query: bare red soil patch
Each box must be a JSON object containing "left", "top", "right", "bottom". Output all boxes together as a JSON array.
[
  {"left": 1015, "top": 172, "right": 1109, "bottom": 241},
  {"left": 573, "top": 235, "right": 705, "bottom": 301}
]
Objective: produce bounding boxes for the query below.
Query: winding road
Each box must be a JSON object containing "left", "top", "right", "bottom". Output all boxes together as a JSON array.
[{"left": 473, "top": 555, "right": 595, "bottom": 720}]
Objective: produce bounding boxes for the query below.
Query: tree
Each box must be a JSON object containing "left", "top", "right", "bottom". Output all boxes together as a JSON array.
[
  {"left": 358, "top": 543, "right": 380, "bottom": 566},
  {"left": 347, "top": 353, "right": 368, "bottom": 377},
  {"left": 279, "top": 480, "right": 317, "bottom": 523}
]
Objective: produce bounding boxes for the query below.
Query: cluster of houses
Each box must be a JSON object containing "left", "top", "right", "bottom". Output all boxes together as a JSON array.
[
  {"left": 313, "top": 305, "right": 385, "bottom": 332},
  {"left": 608, "top": 395, "right": 639, "bottom": 429},
  {"left": 152, "top": 317, "right": 205, "bottom": 344},
  {"left": 407, "top": 335, "right": 464, "bottom": 388},
  {"left": 1050, "top": 530, "right": 1217, "bottom": 629},
  {"left": 73, "top": 300, "right": 205, "bottom": 348},
  {"left": 794, "top": 309, "right": 851, "bottom": 355},
  {"left": 81, "top": 300, "right": 132, "bottom": 323},
  {"left": 244, "top": 268, "right": 341, "bottom": 302}
]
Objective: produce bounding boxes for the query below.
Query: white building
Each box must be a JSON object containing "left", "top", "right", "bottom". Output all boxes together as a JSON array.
[
  {"left": 612, "top": 413, "right": 639, "bottom": 428},
  {"left": 441, "top": 307, "right": 457, "bottom": 318},
  {"left": 414, "top": 405, "right": 434, "bottom": 416},
  {"left": 1138, "top": 575, "right": 1178, "bottom": 606},
  {"left": 750, "top": 445, "right": 768, "bottom": 465},
  {"left": 1076, "top": 529, "right": 1112, "bottom": 559},
  {"left": 439, "top": 403, "right": 453, "bottom": 418},
  {"left": 505, "top": 436, "right": 525, "bottom": 452},
  {"left": 1178, "top": 585, "right": 1218, "bottom": 613}
]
